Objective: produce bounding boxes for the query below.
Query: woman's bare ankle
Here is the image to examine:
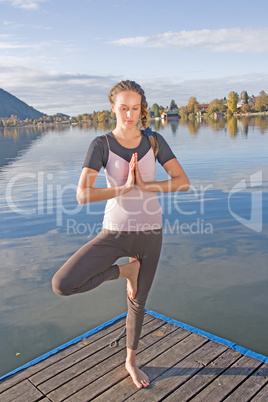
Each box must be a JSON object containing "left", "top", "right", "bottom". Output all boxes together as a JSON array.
[
  {"left": 125, "top": 348, "right": 150, "bottom": 388},
  {"left": 119, "top": 259, "right": 139, "bottom": 279}
]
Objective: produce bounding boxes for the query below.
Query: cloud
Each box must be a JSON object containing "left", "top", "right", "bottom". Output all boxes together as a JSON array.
[
  {"left": 2, "top": 20, "right": 52, "bottom": 30},
  {"left": 0, "top": 0, "right": 46, "bottom": 9},
  {"left": 0, "top": 63, "right": 267, "bottom": 116},
  {"left": 143, "top": 74, "right": 268, "bottom": 107},
  {"left": 109, "top": 28, "right": 268, "bottom": 53},
  {"left": 0, "top": 35, "right": 78, "bottom": 59},
  {"left": 0, "top": 64, "right": 119, "bottom": 115},
  {"left": 0, "top": 41, "right": 39, "bottom": 49}
]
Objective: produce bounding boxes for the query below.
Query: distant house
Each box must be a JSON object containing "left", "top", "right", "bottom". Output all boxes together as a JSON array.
[
  {"left": 196, "top": 104, "right": 209, "bottom": 115},
  {"left": 161, "top": 110, "right": 179, "bottom": 120},
  {"left": 248, "top": 96, "right": 256, "bottom": 108},
  {"left": 213, "top": 112, "right": 224, "bottom": 119}
]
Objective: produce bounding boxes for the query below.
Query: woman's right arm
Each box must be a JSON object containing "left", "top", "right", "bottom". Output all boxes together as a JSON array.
[{"left": 76, "top": 153, "right": 136, "bottom": 204}]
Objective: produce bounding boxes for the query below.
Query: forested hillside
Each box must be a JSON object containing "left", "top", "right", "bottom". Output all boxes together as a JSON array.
[{"left": 0, "top": 88, "right": 44, "bottom": 120}]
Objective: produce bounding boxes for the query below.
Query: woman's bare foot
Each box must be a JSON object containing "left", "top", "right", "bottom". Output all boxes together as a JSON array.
[
  {"left": 119, "top": 259, "right": 140, "bottom": 300},
  {"left": 125, "top": 360, "right": 150, "bottom": 388}
]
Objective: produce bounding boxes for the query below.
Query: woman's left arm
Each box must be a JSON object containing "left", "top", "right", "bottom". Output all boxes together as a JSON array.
[{"left": 135, "top": 156, "right": 190, "bottom": 193}]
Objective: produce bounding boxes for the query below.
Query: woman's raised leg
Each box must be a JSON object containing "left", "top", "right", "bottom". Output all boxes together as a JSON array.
[{"left": 52, "top": 230, "right": 123, "bottom": 295}]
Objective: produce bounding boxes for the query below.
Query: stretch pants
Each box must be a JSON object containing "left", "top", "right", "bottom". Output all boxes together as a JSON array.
[{"left": 51, "top": 228, "right": 162, "bottom": 350}]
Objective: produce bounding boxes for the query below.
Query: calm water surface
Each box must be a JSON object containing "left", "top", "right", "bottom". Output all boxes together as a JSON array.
[{"left": 0, "top": 117, "right": 268, "bottom": 377}]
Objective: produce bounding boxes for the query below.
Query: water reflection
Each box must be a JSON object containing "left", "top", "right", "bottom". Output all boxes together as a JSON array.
[
  {"left": 157, "top": 115, "right": 268, "bottom": 138},
  {"left": 0, "top": 125, "right": 71, "bottom": 170},
  {"left": 0, "top": 116, "right": 268, "bottom": 377},
  {"left": 227, "top": 117, "right": 238, "bottom": 137}
]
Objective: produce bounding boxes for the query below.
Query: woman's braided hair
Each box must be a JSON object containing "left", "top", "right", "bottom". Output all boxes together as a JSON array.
[{"left": 109, "top": 80, "right": 159, "bottom": 155}]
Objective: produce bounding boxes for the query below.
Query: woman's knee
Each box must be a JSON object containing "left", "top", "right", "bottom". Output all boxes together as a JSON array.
[{"left": 51, "top": 273, "right": 72, "bottom": 296}]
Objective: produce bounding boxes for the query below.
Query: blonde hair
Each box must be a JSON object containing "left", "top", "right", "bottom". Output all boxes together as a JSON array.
[{"left": 109, "top": 80, "right": 159, "bottom": 155}]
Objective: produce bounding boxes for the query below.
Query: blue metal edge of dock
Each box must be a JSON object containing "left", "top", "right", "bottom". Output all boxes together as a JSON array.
[{"left": 1, "top": 308, "right": 268, "bottom": 382}]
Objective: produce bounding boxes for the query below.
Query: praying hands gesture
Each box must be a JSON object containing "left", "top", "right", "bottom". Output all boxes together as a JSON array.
[
  {"left": 125, "top": 151, "right": 190, "bottom": 194},
  {"left": 124, "top": 152, "right": 146, "bottom": 192}
]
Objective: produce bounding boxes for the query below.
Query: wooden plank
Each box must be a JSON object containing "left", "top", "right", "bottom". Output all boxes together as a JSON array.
[
  {"left": 29, "top": 323, "right": 128, "bottom": 386},
  {"left": 0, "top": 315, "right": 129, "bottom": 393},
  {"left": 96, "top": 337, "right": 225, "bottom": 402},
  {"left": 29, "top": 314, "right": 154, "bottom": 387},
  {"left": 0, "top": 379, "right": 43, "bottom": 402},
  {"left": 164, "top": 348, "right": 242, "bottom": 402},
  {"left": 63, "top": 331, "right": 206, "bottom": 401},
  {"left": 123, "top": 340, "right": 227, "bottom": 402},
  {"left": 46, "top": 321, "right": 181, "bottom": 401},
  {"left": 88, "top": 325, "right": 190, "bottom": 402},
  {"left": 0, "top": 314, "right": 156, "bottom": 393},
  {"left": 1, "top": 312, "right": 266, "bottom": 402},
  {"left": 190, "top": 354, "right": 263, "bottom": 402},
  {"left": 38, "top": 318, "right": 168, "bottom": 397},
  {"left": 224, "top": 363, "right": 268, "bottom": 401},
  {"left": 251, "top": 383, "right": 268, "bottom": 401}
]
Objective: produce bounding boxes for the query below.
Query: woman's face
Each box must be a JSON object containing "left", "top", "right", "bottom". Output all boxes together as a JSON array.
[{"left": 111, "top": 90, "right": 141, "bottom": 129}]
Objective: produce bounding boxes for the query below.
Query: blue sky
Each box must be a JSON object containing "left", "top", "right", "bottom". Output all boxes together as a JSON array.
[{"left": 0, "top": 0, "right": 268, "bottom": 116}]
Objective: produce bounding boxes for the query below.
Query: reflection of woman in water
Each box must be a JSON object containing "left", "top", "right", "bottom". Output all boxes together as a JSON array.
[{"left": 52, "top": 80, "right": 190, "bottom": 389}]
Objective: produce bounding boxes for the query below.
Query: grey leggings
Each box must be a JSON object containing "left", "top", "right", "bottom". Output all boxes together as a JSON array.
[{"left": 51, "top": 228, "right": 162, "bottom": 350}]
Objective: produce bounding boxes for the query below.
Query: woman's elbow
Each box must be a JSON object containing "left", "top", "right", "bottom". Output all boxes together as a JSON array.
[
  {"left": 76, "top": 188, "right": 85, "bottom": 205},
  {"left": 184, "top": 177, "right": 190, "bottom": 191},
  {"left": 179, "top": 176, "right": 190, "bottom": 192}
]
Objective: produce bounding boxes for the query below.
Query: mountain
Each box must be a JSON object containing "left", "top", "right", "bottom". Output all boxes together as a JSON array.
[{"left": 0, "top": 88, "right": 45, "bottom": 120}]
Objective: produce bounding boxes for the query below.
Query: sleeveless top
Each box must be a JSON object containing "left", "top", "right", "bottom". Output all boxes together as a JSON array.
[
  {"left": 83, "top": 131, "right": 177, "bottom": 232},
  {"left": 103, "top": 135, "right": 162, "bottom": 231}
]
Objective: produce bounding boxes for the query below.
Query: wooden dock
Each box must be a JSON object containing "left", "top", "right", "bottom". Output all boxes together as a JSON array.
[{"left": 0, "top": 311, "right": 268, "bottom": 401}]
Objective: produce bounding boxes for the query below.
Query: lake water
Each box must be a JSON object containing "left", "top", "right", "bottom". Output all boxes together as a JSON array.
[{"left": 0, "top": 116, "right": 268, "bottom": 377}]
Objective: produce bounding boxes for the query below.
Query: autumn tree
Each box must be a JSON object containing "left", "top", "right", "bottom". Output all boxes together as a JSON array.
[
  {"left": 208, "top": 99, "right": 227, "bottom": 114},
  {"left": 241, "top": 103, "right": 251, "bottom": 114},
  {"left": 179, "top": 106, "right": 188, "bottom": 119},
  {"left": 97, "top": 110, "right": 110, "bottom": 122},
  {"left": 6, "top": 115, "right": 18, "bottom": 126},
  {"left": 110, "top": 109, "right": 116, "bottom": 119},
  {"left": 83, "top": 113, "right": 91, "bottom": 122},
  {"left": 227, "top": 91, "right": 238, "bottom": 114},
  {"left": 255, "top": 91, "right": 268, "bottom": 112},
  {"left": 187, "top": 97, "right": 199, "bottom": 114}
]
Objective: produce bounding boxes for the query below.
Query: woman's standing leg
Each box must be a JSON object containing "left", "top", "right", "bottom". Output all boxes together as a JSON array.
[{"left": 125, "top": 229, "right": 162, "bottom": 388}]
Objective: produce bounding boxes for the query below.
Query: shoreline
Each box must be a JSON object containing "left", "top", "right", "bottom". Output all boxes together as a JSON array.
[{"left": 0, "top": 111, "right": 268, "bottom": 129}]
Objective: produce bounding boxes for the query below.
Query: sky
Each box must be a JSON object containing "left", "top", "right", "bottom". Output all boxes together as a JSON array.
[{"left": 0, "top": 0, "right": 268, "bottom": 116}]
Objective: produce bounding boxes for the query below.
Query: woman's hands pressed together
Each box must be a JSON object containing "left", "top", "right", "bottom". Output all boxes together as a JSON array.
[
  {"left": 122, "top": 150, "right": 190, "bottom": 196},
  {"left": 133, "top": 153, "right": 146, "bottom": 191},
  {"left": 123, "top": 153, "right": 136, "bottom": 192},
  {"left": 123, "top": 152, "right": 146, "bottom": 193}
]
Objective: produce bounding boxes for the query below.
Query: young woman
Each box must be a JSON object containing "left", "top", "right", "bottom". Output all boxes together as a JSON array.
[{"left": 52, "top": 80, "right": 190, "bottom": 389}]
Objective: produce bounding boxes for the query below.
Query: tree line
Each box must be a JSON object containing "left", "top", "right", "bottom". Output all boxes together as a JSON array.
[
  {"left": 0, "top": 90, "right": 267, "bottom": 128},
  {"left": 177, "top": 90, "right": 268, "bottom": 119},
  {"left": 72, "top": 90, "right": 268, "bottom": 122}
]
